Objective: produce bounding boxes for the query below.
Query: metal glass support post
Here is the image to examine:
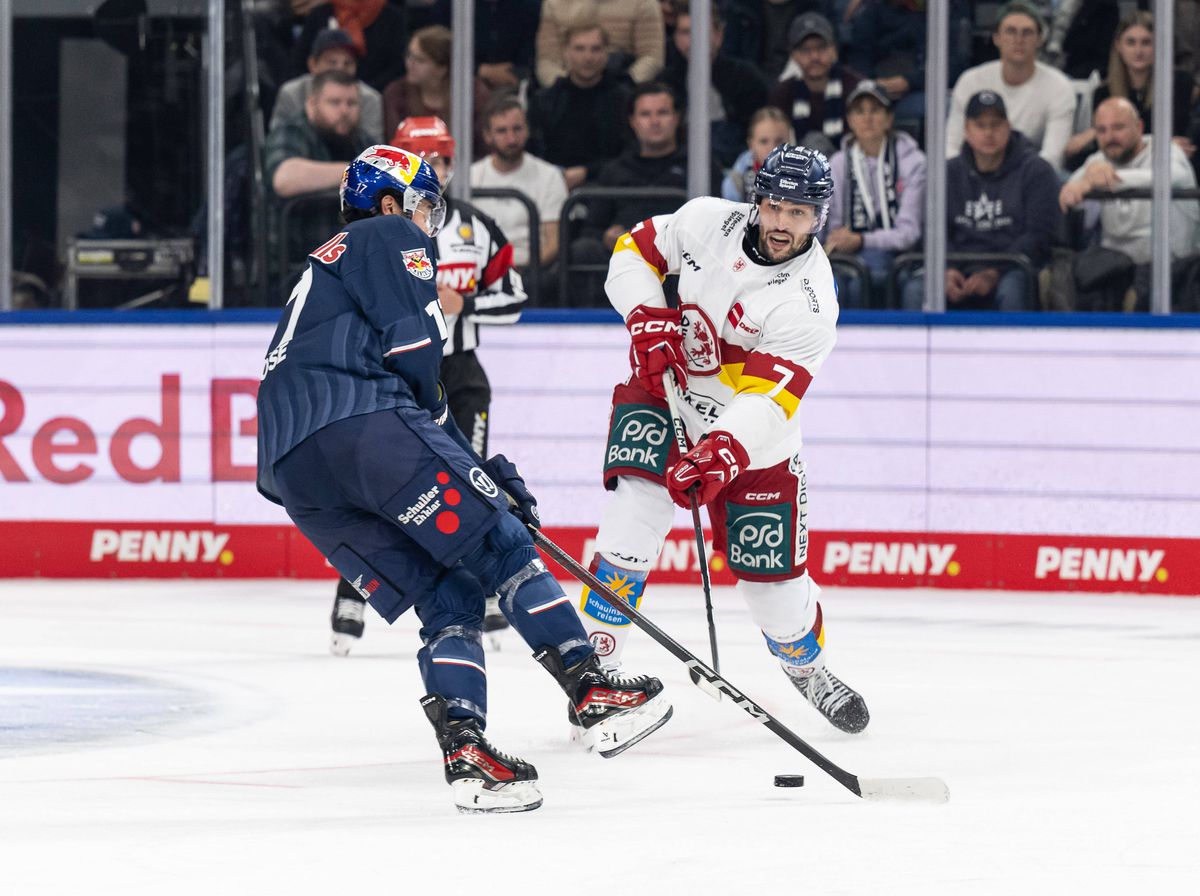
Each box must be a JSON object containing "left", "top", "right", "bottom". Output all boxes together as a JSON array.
[
  {"left": 923, "top": 0, "right": 949, "bottom": 312},
  {"left": 450, "top": 0, "right": 474, "bottom": 201},
  {"left": 0, "top": 0, "right": 11, "bottom": 311},
  {"left": 206, "top": 0, "right": 225, "bottom": 309},
  {"left": 686, "top": 0, "right": 712, "bottom": 199},
  {"left": 1151, "top": 0, "right": 1174, "bottom": 315}
]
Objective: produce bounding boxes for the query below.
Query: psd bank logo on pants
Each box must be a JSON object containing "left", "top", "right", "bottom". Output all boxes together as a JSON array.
[
  {"left": 604, "top": 404, "right": 669, "bottom": 477},
  {"left": 725, "top": 502, "right": 792, "bottom": 575}
]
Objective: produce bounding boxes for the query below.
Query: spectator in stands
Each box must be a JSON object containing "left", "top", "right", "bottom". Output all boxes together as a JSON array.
[
  {"left": 722, "top": 106, "right": 793, "bottom": 202},
  {"left": 824, "top": 80, "right": 926, "bottom": 308},
  {"left": 528, "top": 20, "right": 632, "bottom": 190},
  {"left": 906, "top": 91, "right": 1060, "bottom": 311},
  {"left": 291, "top": 0, "right": 407, "bottom": 92},
  {"left": 945, "top": 2, "right": 1075, "bottom": 174},
  {"left": 407, "top": 0, "right": 542, "bottom": 94},
  {"left": 535, "top": 0, "right": 665, "bottom": 88},
  {"left": 768, "top": 12, "right": 862, "bottom": 158},
  {"left": 584, "top": 81, "right": 723, "bottom": 252},
  {"left": 1063, "top": 13, "right": 1197, "bottom": 173},
  {"left": 1059, "top": 97, "right": 1200, "bottom": 312},
  {"left": 470, "top": 95, "right": 569, "bottom": 278},
  {"left": 761, "top": 2, "right": 833, "bottom": 82},
  {"left": 270, "top": 28, "right": 384, "bottom": 143},
  {"left": 265, "top": 69, "right": 372, "bottom": 266},
  {"left": 381, "top": 25, "right": 491, "bottom": 156},
  {"left": 662, "top": 2, "right": 769, "bottom": 168},
  {"left": 1179, "top": 1, "right": 1200, "bottom": 92},
  {"left": 1042, "top": 0, "right": 1120, "bottom": 80},
  {"left": 845, "top": 0, "right": 927, "bottom": 122}
]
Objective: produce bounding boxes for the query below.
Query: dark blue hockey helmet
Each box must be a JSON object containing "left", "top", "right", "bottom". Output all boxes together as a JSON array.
[
  {"left": 340, "top": 144, "right": 447, "bottom": 235},
  {"left": 751, "top": 143, "right": 834, "bottom": 232}
]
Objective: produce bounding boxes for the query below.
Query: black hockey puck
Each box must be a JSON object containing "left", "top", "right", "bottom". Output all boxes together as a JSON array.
[{"left": 773, "top": 775, "right": 805, "bottom": 787}]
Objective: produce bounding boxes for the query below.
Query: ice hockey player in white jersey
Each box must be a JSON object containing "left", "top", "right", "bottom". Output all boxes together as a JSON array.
[{"left": 579, "top": 144, "right": 869, "bottom": 734}]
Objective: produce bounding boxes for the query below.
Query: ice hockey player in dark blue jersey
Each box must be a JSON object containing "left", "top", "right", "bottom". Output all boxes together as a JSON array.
[{"left": 256, "top": 145, "right": 672, "bottom": 814}]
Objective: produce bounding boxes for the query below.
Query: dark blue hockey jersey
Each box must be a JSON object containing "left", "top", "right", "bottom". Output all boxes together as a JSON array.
[{"left": 256, "top": 214, "right": 447, "bottom": 504}]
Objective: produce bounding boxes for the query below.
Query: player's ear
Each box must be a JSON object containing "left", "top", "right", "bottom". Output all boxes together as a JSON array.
[{"left": 378, "top": 194, "right": 400, "bottom": 216}]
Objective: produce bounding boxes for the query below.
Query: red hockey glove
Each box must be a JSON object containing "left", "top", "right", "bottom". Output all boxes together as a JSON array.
[
  {"left": 665, "top": 431, "right": 750, "bottom": 508},
  {"left": 625, "top": 305, "right": 686, "bottom": 398}
]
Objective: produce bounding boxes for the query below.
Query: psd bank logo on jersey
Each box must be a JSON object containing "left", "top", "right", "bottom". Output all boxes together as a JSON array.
[
  {"left": 726, "top": 502, "right": 792, "bottom": 575},
  {"left": 680, "top": 303, "right": 721, "bottom": 375},
  {"left": 402, "top": 248, "right": 434, "bottom": 280},
  {"left": 604, "top": 404, "right": 669, "bottom": 476}
]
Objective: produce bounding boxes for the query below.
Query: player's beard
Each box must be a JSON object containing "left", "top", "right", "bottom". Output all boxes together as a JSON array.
[{"left": 757, "top": 226, "right": 810, "bottom": 263}]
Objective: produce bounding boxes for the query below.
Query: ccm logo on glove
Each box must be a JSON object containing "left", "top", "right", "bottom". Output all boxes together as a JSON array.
[
  {"left": 665, "top": 431, "right": 750, "bottom": 507},
  {"left": 626, "top": 305, "right": 687, "bottom": 398}
]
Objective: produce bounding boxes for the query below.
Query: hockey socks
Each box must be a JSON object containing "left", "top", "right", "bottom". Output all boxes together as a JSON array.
[{"left": 577, "top": 554, "right": 650, "bottom": 671}]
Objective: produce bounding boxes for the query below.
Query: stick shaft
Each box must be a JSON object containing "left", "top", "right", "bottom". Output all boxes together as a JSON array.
[
  {"left": 530, "top": 525, "right": 864, "bottom": 797},
  {"left": 661, "top": 370, "right": 721, "bottom": 672}
]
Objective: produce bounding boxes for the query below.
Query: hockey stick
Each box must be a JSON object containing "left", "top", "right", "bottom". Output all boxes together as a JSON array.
[
  {"left": 661, "top": 369, "right": 721, "bottom": 675},
  {"left": 531, "top": 525, "right": 949, "bottom": 804}
]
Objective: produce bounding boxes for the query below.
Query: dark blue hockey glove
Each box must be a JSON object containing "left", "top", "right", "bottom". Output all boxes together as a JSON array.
[{"left": 483, "top": 454, "right": 541, "bottom": 529}]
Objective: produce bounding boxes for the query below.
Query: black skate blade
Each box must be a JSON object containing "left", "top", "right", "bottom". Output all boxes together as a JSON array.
[{"left": 855, "top": 776, "right": 950, "bottom": 804}]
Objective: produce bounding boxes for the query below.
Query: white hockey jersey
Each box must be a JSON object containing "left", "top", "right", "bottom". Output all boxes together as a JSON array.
[{"left": 606, "top": 196, "right": 839, "bottom": 469}]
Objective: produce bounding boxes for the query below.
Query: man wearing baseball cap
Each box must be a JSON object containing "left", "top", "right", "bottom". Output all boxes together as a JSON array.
[
  {"left": 270, "top": 28, "right": 384, "bottom": 143},
  {"left": 768, "top": 11, "right": 862, "bottom": 158},
  {"left": 944, "top": 1, "right": 1075, "bottom": 173},
  {"left": 823, "top": 79, "right": 927, "bottom": 307},
  {"left": 904, "top": 89, "right": 1060, "bottom": 311}
]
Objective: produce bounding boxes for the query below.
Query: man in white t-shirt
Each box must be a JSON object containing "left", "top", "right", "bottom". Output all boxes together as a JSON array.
[
  {"left": 469, "top": 96, "right": 568, "bottom": 272},
  {"left": 945, "top": 1, "right": 1076, "bottom": 173}
]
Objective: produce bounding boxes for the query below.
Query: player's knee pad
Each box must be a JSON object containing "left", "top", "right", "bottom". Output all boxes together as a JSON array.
[
  {"left": 593, "top": 476, "right": 675, "bottom": 571},
  {"left": 495, "top": 557, "right": 591, "bottom": 668},
  {"left": 460, "top": 511, "right": 540, "bottom": 597},
  {"left": 738, "top": 575, "right": 824, "bottom": 672},
  {"left": 414, "top": 566, "right": 487, "bottom": 639},
  {"left": 577, "top": 553, "right": 650, "bottom": 670},
  {"left": 418, "top": 625, "right": 487, "bottom": 723}
]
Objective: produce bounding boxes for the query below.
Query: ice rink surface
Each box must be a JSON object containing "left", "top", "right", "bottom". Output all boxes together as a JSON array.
[{"left": 1, "top": 579, "right": 1197, "bottom": 896}]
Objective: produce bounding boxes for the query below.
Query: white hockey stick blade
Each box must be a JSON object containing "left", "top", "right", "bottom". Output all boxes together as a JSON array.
[
  {"left": 856, "top": 777, "right": 950, "bottom": 804},
  {"left": 687, "top": 667, "right": 723, "bottom": 702}
]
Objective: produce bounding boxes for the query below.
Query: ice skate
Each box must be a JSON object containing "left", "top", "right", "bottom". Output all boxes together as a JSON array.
[
  {"left": 329, "top": 584, "right": 367, "bottom": 656},
  {"left": 421, "top": 694, "right": 542, "bottom": 814},
  {"left": 481, "top": 594, "right": 509, "bottom": 650},
  {"left": 537, "top": 649, "right": 672, "bottom": 758},
  {"left": 787, "top": 665, "right": 869, "bottom": 734}
]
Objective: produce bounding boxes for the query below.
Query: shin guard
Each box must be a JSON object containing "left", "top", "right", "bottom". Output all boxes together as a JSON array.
[{"left": 577, "top": 554, "right": 649, "bottom": 672}]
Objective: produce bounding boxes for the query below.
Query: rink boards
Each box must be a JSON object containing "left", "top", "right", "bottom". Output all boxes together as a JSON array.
[{"left": 0, "top": 317, "right": 1197, "bottom": 594}]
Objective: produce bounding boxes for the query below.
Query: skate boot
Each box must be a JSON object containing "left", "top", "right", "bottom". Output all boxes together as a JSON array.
[
  {"left": 787, "top": 665, "right": 870, "bottom": 734},
  {"left": 329, "top": 579, "right": 367, "bottom": 656},
  {"left": 536, "top": 649, "right": 672, "bottom": 758},
  {"left": 481, "top": 594, "right": 510, "bottom": 650},
  {"left": 420, "top": 694, "right": 542, "bottom": 814}
]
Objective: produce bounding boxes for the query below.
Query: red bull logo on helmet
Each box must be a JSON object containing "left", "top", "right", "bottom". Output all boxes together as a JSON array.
[{"left": 362, "top": 146, "right": 417, "bottom": 182}]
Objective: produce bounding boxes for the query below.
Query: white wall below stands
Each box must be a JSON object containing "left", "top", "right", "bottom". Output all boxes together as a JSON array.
[
  {"left": 0, "top": 322, "right": 1197, "bottom": 537},
  {"left": 479, "top": 324, "right": 1200, "bottom": 537}
]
